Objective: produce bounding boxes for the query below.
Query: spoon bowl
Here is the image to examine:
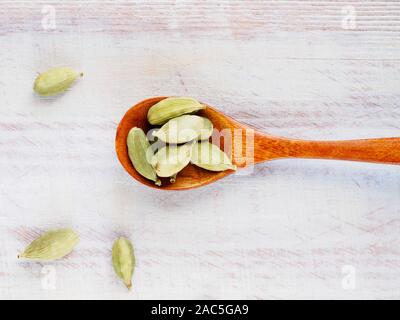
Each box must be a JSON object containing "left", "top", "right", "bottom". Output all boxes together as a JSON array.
[
  {"left": 116, "top": 97, "right": 239, "bottom": 190},
  {"left": 116, "top": 97, "right": 400, "bottom": 190}
]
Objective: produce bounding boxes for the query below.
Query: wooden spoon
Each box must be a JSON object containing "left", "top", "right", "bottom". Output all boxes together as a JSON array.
[{"left": 116, "top": 97, "right": 400, "bottom": 190}]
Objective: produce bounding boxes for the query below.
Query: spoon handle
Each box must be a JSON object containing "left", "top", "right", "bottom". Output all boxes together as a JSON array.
[{"left": 255, "top": 135, "right": 400, "bottom": 165}]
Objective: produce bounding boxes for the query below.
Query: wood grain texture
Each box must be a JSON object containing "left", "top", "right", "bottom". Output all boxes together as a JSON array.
[{"left": 0, "top": 0, "right": 400, "bottom": 299}]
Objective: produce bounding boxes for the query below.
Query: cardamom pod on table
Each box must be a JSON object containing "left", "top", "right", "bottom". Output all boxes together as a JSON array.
[
  {"left": 33, "top": 67, "right": 83, "bottom": 96},
  {"left": 18, "top": 228, "right": 79, "bottom": 261},
  {"left": 112, "top": 237, "right": 135, "bottom": 289}
]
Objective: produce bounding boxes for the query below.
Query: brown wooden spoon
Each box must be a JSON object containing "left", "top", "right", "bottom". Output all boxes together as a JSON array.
[{"left": 116, "top": 97, "right": 400, "bottom": 190}]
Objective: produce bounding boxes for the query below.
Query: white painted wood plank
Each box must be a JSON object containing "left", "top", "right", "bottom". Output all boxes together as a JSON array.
[{"left": 0, "top": 0, "right": 399, "bottom": 299}]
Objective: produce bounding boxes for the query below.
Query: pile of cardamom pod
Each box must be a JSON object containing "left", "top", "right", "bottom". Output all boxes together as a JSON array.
[{"left": 127, "top": 97, "right": 237, "bottom": 186}]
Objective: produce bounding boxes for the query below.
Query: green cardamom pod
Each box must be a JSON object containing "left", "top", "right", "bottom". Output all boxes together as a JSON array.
[
  {"left": 18, "top": 228, "right": 79, "bottom": 261},
  {"left": 191, "top": 141, "right": 237, "bottom": 172},
  {"left": 127, "top": 127, "right": 161, "bottom": 186},
  {"left": 112, "top": 237, "right": 135, "bottom": 289},
  {"left": 147, "top": 97, "right": 205, "bottom": 125},
  {"left": 153, "top": 115, "right": 213, "bottom": 144},
  {"left": 33, "top": 67, "right": 83, "bottom": 96},
  {"left": 151, "top": 143, "right": 192, "bottom": 177}
]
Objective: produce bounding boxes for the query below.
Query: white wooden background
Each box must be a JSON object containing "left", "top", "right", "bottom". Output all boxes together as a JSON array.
[{"left": 0, "top": 0, "right": 399, "bottom": 300}]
